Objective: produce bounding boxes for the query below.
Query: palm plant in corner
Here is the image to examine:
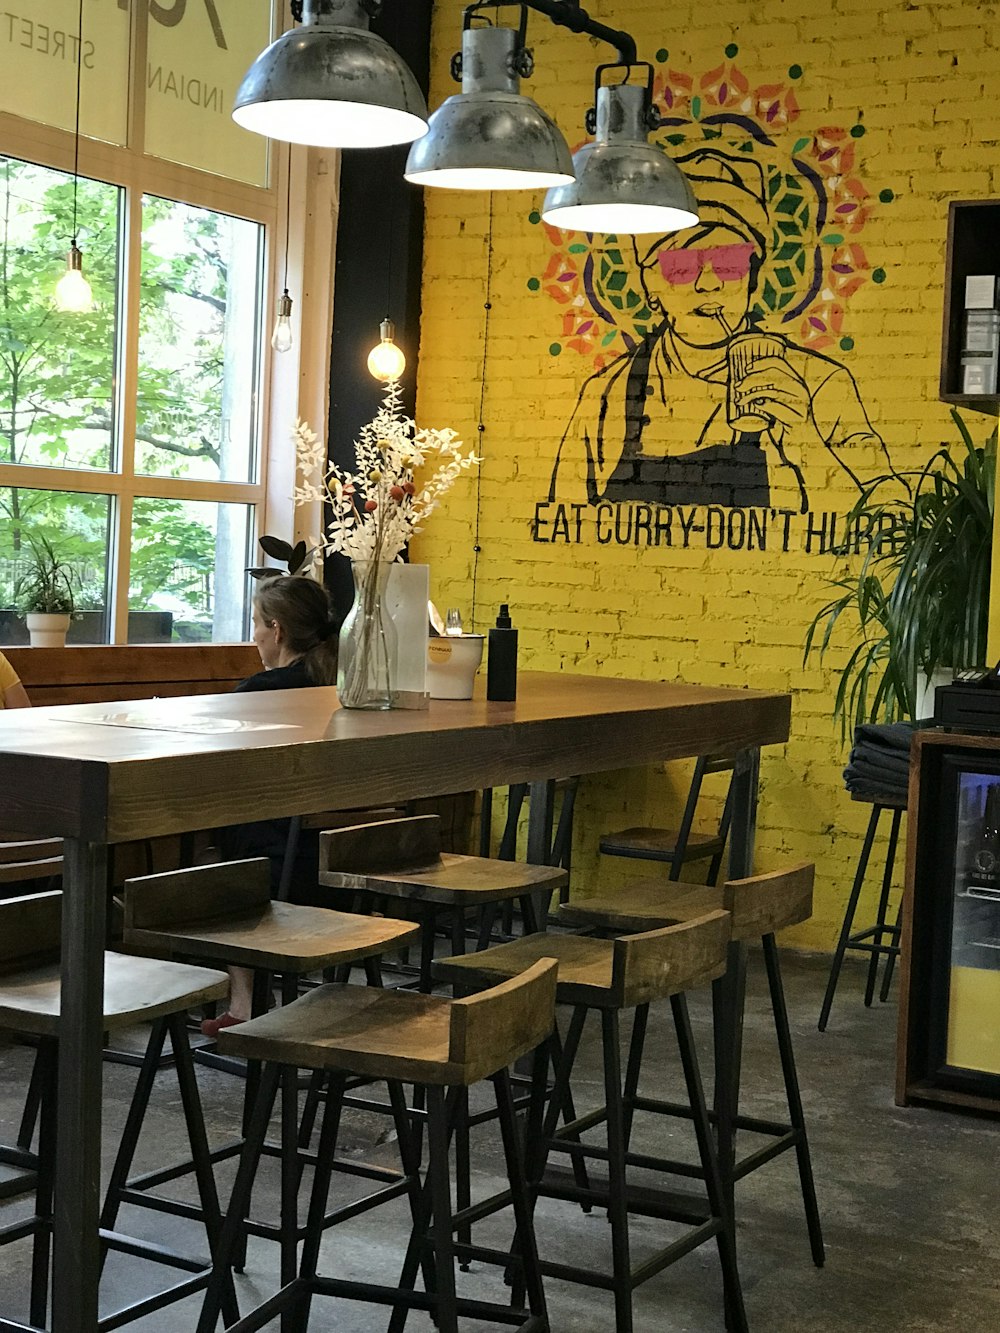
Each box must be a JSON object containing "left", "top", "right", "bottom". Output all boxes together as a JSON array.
[{"left": 804, "top": 409, "right": 995, "bottom": 739}]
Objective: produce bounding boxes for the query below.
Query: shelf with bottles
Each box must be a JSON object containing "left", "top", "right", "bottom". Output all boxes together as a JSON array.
[{"left": 940, "top": 200, "right": 1000, "bottom": 414}]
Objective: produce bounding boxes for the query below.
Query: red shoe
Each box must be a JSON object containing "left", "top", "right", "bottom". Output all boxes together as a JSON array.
[{"left": 200, "top": 1011, "right": 245, "bottom": 1038}]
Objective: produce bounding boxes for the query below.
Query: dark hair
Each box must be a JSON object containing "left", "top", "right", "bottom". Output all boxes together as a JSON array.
[{"left": 253, "top": 577, "right": 341, "bottom": 685}]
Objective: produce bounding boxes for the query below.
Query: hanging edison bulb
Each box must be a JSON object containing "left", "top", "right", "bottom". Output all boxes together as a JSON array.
[
  {"left": 367, "top": 318, "right": 406, "bottom": 382},
  {"left": 271, "top": 289, "right": 294, "bottom": 353},
  {"left": 55, "top": 243, "right": 93, "bottom": 313}
]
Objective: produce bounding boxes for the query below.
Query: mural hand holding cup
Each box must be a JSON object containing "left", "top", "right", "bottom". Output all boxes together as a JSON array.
[{"left": 721, "top": 320, "right": 812, "bottom": 434}]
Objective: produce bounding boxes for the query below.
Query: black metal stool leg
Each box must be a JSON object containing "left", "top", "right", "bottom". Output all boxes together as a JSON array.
[
  {"left": 493, "top": 1067, "right": 548, "bottom": 1324},
  {"left": 28, "top": 1043, "right": 57, "bottom": 1330},
  {"left": 672, "top": 994, "right": 748, "bottom": 1333},
  {"left": 763, "top": 935, "right": 825, "bottom": 1267},
  {"left": 279, "top": 1061, "right": 300, "bottom": 1333},
  {"left": 880, "top": 898, "right": 903, "bottom": 1003},
  {"left": 601, "top": 1008, "right": 633, "bottom": 1333},
  {"left": 819, "top": 804, "right": 880, "bottom": 1031},
  {"left": 426, "top": 1085, "right": 459, "bottom": 1333},
  {"left": 865, "top": 808, "right": 902, "bottom": 1007},
  {"left": 17, "top": 1046, "right": 44, "bottom": 1154},
  {"left": 99, "top": 1018, "right": 170, "bottom": 1256},
  {"left": 195, "top": 1063, "right": 281, "bottom": 1333},
  {"left": 622, "top": 1004, "right": 649, "bottom": 1149},
  {"left": 713, "top": 940, "right": 748, "bottom": 1234},
  {"left": 293, "top": 1069, "right": 347, "bottom": 1332}
]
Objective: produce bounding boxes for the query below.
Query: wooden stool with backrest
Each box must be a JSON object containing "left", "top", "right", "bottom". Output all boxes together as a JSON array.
[
  {"left": 599, "top": 754, "right": 736, "bottom": 883},
  {"left": 433, "top": 911, "right": 748, "bottom": 1333},
  {"left": 0, "top": 890, "right": 238, "bottom": 1330},
  {"left": 194, "top": 959, "right": 559, "bottom": 1333},
  {"left": 318, "top": 815, "right": 568, "bottom": 990},
  {"left": 121, "top": 858, "right": 421, "bottom": 1282},
  {"left": 558, "top": 862, "right": 824, "bottom": 1268}
]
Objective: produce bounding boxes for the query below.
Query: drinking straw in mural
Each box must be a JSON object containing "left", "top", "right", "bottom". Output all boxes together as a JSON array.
[{"left": 541, "top": 57, "right": 898, "bottom": 515}]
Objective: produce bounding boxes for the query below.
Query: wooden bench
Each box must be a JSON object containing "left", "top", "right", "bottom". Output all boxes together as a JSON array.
[{"left": 4, "top": 644, "right": 262, "bottom": 708}]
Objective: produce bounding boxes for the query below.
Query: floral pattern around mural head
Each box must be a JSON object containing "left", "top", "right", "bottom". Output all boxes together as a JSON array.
[{"left": 530, "top": 55, "right": 884, "bottom": 370}]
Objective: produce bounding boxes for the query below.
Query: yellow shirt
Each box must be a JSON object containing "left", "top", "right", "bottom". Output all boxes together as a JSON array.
[{"left": 0, "top": 651, "right": 20, "bottom": 708}]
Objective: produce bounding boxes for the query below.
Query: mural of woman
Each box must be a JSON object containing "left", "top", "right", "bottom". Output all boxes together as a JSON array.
[{"left": 548, "top": 146, "right": 894, "bottom": 513}]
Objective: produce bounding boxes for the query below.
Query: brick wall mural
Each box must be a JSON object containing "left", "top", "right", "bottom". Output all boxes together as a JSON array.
[{"left": 413, "top": 0, "right": 997, "bottom": 949}]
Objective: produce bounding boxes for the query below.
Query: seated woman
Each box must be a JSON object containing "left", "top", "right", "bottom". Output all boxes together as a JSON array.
[
  {"left": 0, "top": 650, "right": 30, "bottom": 709},
  {"left": 203, "top": 575, "right": 341, "bottom": 1036}
]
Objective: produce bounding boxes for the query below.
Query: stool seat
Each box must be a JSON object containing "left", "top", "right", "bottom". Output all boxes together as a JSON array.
[
  {"left": 433, "top": 912, "right": 730, "bottom": 1009},
  {"left": 599, "top": 827, "right": 723, "bottom": 861},
  {"left": 558, "top": 863, "right": 814, "bottom": 940},
  {"left": 319, "top": 848, "right": 566, "bottom": 904},
  {"left": 126, "top": 898, "right": 419, "bottom": 971},
  {"left": 218, "top": 962, "right": 556, "bottom": 1087},
  {"left": 0, "top": 950, "right": 227, "bottom": 1037}
]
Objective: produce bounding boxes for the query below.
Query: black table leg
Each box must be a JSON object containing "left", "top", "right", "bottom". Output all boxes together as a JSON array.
[{"left": 53, "top": 837, "right": 108, "bottom": 1333}]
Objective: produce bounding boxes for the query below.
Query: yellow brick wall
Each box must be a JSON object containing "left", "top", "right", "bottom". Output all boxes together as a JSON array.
[{"left": 412, "top": 0, "right": 1000, "bottom": 950}]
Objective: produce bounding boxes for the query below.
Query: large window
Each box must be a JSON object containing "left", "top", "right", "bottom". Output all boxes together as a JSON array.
[{"left": 0, "top": 1, "right": 281, "bottom": 645}]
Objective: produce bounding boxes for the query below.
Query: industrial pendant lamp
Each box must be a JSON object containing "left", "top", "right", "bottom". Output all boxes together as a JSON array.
[
  {"left": 55, "top": 0, "right": 93, "bottom": 313},
  {"left": 542, "top": 66, "right": 699, "bottom": 236},
  {"left": 404, "top": 14, "right": 574, "bottom": 191},
  {"left": 233, "top": 0, "right": 428, "bottom": 149}
]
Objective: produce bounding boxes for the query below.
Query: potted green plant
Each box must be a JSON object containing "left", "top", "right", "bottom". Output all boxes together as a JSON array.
[
  {"left": 804, "top": 409, "right": 995, "bottom": 738},
  {"left": 14, "top": 535, "right": 76, "bottom": 647}
]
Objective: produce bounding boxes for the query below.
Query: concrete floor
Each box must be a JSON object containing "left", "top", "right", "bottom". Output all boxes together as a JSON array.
[{"left": 1, "top": 952, "right": 999, "bottom": 1332}]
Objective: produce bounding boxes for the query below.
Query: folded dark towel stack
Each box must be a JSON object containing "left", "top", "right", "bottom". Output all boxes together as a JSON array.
[{"left": 843, "top": 721, "right": 916, "bottom": 804}]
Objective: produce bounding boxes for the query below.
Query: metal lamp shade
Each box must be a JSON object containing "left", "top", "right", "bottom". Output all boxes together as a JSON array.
[
  {"left": 542, "top": 84, "right": 699, "bottom": 235},
  {"left": 233, "top": 0, "right": 428, "bottom": 149},
  {"left": 405, "top": 26, "right": 574, "bottom": 191}
]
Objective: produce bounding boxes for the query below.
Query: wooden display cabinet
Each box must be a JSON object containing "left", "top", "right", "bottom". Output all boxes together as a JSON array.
[{"left": 939, "top": 199, "right": 1000, "bottom": 414}]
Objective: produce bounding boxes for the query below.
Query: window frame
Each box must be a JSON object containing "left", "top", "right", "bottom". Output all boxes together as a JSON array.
[{"left": 0, "top": 2, "right": 332, "bottom": 645}]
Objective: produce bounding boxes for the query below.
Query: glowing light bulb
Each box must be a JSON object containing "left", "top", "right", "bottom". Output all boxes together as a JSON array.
[
  {"left": 55, "top": 244, "right": 93, "bottom": 313},
  {"left": 367, "top": 318, "right": 406, "bottom": 382},
  {"left": 270, "top": 289, "right": 294, "bottom": 353}
]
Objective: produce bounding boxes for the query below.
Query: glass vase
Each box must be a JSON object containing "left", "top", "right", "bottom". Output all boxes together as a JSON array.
[{"left": 337, "top": 560, "right": 398, "bottom": 710}]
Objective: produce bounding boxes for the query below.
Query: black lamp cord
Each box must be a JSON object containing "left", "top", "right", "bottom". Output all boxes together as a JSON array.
[
  {"left": 282, "top": 143, "right": 291, "bottom": 293},
  {"left": 71, "top": 0, "right": 84, "bottom": 245},
  {"left": 470, "top": 194, "right": 494, "bottom": 628}
]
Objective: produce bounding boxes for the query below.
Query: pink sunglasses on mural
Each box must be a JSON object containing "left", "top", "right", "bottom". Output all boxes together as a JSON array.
[{"left": 657, "top": 241, "right": 756, "bottom": 285}]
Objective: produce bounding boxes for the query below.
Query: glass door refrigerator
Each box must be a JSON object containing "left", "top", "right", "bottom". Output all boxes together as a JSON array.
[{"left": 899, "top": 734, "right": 1000, "bottom": 1113}]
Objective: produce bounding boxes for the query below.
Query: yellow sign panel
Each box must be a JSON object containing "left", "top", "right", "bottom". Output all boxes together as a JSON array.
[
  {"left": 145, "top": 0, "right": 272, "bottom": 187},
  {"left": 947, "top": 965, "right": 1000, "bottom": 1075},
  {"left": 0, "top": 0, "right": 130, "bottom": 145}
]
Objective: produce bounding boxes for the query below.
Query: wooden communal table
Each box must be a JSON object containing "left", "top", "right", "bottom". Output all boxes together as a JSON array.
[{"left": 0, "top": 671, "right": 790, "bottom": 1333}]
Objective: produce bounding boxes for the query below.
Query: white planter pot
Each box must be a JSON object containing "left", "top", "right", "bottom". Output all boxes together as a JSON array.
[{"left": 26, "top": 612, "right": 71, "bottom": 648}]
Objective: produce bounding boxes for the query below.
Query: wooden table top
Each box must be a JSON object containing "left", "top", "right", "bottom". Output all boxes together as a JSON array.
[{"left": 0, "top": 671, "right": 790, "bottom": 844}]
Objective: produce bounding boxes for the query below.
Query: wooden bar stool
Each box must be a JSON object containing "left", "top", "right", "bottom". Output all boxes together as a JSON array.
[
  {"left": 121, "top": 858, "right": 421, "bottom": 1281},
  {"left": 195, "top": 959, "right": 558, "bottom": 1333},
  {"left": 0, "top": 837, "right": 63, "bottom": 898},
  {"left": 318, "top": 815, "right": 568, "bottom": 990},
  {"left": 818, "top": 793, "right": 905, "bottom": 1031},
  {"left": 558, "top": 862, "right": 824, "bottom": 1269},
  {"left": 0, "top": 890, "right": 237, "bottom": 1331},
  {"left": 600, "top": 754, "right": 735, "bottom": 884},
  {"left": 433, "top": 911, "right": 747, "bottom": 1333}
]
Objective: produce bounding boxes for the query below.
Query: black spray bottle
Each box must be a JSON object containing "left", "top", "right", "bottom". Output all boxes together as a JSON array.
[{"left": 486, "top": 604, "right": 518, "bottom": 701}]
